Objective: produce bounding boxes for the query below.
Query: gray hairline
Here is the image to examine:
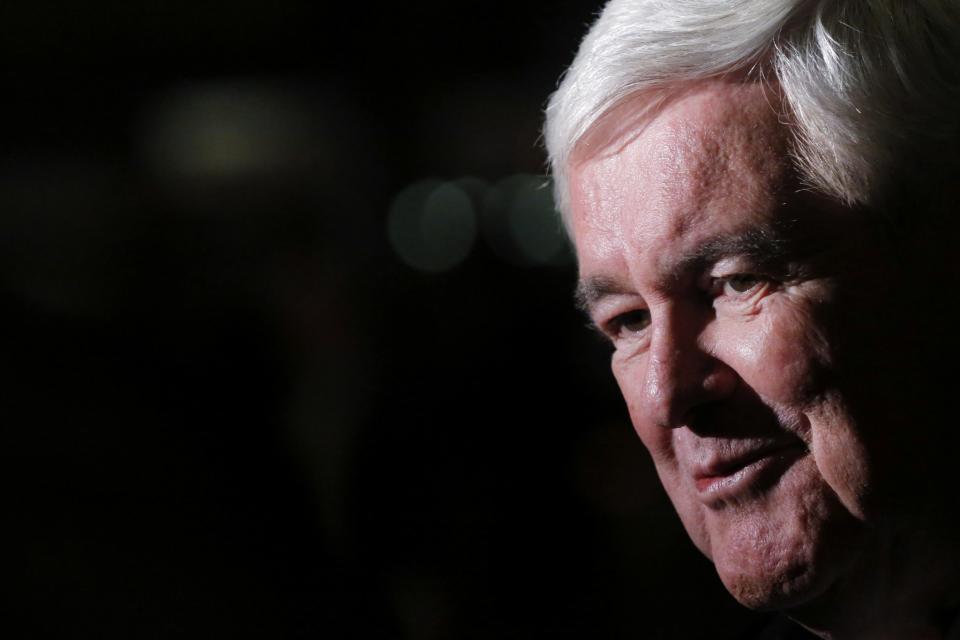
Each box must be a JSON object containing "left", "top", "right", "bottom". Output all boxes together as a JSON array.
[{"left": 544, "top": 0, "right": 960, "bottom": 238}]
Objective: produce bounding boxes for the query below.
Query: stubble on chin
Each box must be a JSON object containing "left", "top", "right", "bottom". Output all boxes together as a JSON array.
[{"left": 707, "top": 455, "right": 864, "bottom": 611}]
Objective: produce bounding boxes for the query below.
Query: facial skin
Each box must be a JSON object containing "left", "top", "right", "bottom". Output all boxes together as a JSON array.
[{"left": 568, "top": 80, "right": 955, "bottom": 620}]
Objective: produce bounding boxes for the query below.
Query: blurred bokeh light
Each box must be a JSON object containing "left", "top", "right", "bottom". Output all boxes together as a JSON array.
[
  {"left": 141, "top": 82, "right": 318, "bottom": 181},
  {"left": 388, "top": 180, "right": 477, "bottom": 273},
  {"left": 481, "top": 173, "right": 572, "bottom": 267}
]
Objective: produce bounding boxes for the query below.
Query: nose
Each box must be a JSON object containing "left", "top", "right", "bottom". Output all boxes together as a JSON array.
[{"left": 639, "top": 306, "right": 737, "bottom": 429}]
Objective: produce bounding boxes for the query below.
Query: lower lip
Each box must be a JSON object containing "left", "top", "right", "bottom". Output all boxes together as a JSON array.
[{"left": 695, "top": 447, "right": 803, "bottom": 500}]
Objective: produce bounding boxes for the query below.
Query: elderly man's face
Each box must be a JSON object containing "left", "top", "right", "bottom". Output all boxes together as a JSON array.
[{"left": 569, "top": 81, "right": 927, "bottom": 609}]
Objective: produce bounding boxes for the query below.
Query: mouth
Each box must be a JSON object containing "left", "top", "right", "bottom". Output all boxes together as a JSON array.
[{"left": 692, "top": 442, "right": 806, "bottom": 502}]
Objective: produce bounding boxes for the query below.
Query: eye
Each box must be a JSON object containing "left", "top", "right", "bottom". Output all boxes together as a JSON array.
[
  {"left": 708, "top": 272, "right": 778, "bottom": 312},
  {"left": 605, "top": 309, "right": 651, "bottom": 339},
  {"left": 723, "top": 274, "right": 762, "bottom": 295}
]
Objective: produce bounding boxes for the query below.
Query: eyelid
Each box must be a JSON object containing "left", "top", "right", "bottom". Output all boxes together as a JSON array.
[
  {"left": 588, "top": 293, "right": 644, "bottom": 324},
  {"left": 702, "top": 255, "right": 770, "bottom": 284},
  {"left": 707, "top": 255, "right": 765, "bottom": 278}
]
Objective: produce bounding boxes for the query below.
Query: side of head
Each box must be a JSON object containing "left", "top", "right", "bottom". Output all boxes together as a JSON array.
[{"left": 548, "top": 0, "right": 960, "bottom": 623}]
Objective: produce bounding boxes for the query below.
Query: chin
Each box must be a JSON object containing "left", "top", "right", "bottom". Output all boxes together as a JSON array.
[
  {"left": 715, "top": 552, "right": 829, "bottom": 611},
  {"left": 707, "top": 509, "right": 824, "bottom": 610},
  {"left": 693, "top": 459, "right": 865, "bottom": 611}
]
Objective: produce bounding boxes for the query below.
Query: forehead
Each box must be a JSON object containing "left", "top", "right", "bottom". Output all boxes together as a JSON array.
[{"left": 569, "top": 82, "right": 792, "bottom": 277}]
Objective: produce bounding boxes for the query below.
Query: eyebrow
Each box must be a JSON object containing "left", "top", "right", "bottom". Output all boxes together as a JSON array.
[{"left": 574, "top": 226, "right": 790, "bottom": 314}]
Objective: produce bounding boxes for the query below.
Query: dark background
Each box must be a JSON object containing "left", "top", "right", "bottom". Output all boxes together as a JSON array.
[{"left": 4, "top": 2, "right": 764, "bottom": 637}]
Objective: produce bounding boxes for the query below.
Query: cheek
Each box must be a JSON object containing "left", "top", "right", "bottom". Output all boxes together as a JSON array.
[
  {"left": 716, "top": 297, "right": 832, "bottom": 407},
  {"left": 803, "top": 395, "right": 871, "bottom": 518},
  {"left": 716, "top": 298, "right": 871, "bottom": 517}
]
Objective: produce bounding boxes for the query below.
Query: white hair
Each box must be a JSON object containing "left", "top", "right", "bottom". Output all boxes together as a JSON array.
[{"left": 544, "top": 0, "right": 960, "bottom": 233}]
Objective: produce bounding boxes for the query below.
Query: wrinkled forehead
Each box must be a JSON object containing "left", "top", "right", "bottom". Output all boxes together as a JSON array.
[{"left": 568, "top": 82, "right": 793, "bottom": 262}]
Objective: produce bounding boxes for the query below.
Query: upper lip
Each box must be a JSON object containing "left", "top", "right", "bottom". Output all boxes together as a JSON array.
[{"left": 690, "top": 440, "right": 805, "bottom": 481}]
